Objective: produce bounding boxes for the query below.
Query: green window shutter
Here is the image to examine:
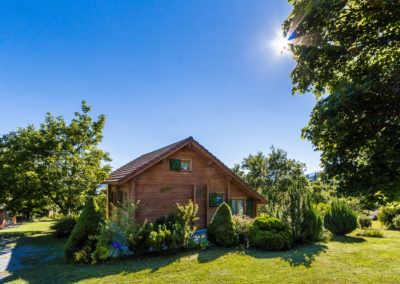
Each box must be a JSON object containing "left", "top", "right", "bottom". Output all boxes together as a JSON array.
[
  {"left": 170, "top": 159, "right": 181, "bottom": 171},
  {"left": 209, "top": 193, "right": 218, "bottom": 207},
  {"left": 246, "top": 198, "right": 253, "bottom": 218}
]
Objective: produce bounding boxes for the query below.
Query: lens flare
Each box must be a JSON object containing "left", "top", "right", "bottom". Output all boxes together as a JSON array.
[{"left": 270, "top": 30, "right": 295, "bottom": 55}]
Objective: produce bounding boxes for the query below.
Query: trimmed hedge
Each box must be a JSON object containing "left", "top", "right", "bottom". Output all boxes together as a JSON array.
[
  {"left": 324, "top": 200, "right": 357, "bottom": 235},
  {"left": 248, "top": 216, "right": 292, "bottom": 251},
  {"left": 207, "top": 202, "right": 238, "bottom": 247},
  {"left": 65, "top": 197, "right": 103, "bottom": 259}
]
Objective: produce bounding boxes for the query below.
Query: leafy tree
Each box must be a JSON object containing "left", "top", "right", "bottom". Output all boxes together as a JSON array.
[
  {"left": 283, "top": 1, "right": 400, "bottom": 203},
  {"left": 234, "top": 147, "right": 322, "bottom": 242},
  {"left": 0, "top": 101, "right": 111, "bottom": 216}
]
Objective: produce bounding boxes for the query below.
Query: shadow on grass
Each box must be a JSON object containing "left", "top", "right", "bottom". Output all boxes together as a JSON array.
[
  {"left": 330, "top": 235, "right": 366, "bottom": 243},
  {"left": 1, "top": 235, "right": 197, "bottom": 284},
  {"left": 245, "top": 243, "right": 328, "bottom": 268}
]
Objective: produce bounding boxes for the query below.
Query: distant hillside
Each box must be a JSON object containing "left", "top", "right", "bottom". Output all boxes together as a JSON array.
[{"left": 306, "top": 171, "right": 319, "bottom": 181}]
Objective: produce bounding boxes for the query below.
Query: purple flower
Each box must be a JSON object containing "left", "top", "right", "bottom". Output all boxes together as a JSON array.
[{"left": 112, "top": 241, "right": 121, "bottom": 250}]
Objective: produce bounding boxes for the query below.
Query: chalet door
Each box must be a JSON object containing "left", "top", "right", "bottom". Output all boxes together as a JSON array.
[{"left": 194, "top": 185, "right": 207, "bottom": 229}]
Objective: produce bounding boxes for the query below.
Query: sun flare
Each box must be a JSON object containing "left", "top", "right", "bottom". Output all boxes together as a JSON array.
[{"left": 270, "top": 31, "right": 294, "bottom": 55}]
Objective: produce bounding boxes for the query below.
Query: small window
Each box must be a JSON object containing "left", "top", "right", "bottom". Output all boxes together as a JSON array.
[
  {"left": 196, "top": 189, "right": 203, "bottom": 198},
  {"left": 181, "top": 160, "right": 190, "bottom": 171},
  {"left": 170, "top": 159, "right": 192, "bottom": 171},
  {"left": 229, "top": 199, "right": 246, "bottom": 216}
]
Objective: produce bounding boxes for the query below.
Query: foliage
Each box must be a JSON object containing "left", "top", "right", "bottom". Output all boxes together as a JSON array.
[
  {"left": 0, "top": 101, "right": 111, "bottom": 217},
  {"left": 50, "top": 215, "right": 78, "bottom": 238},
  {"left": 95, "top": 189, "right": 107, "bottom": 217},
  {"left": 127, "top": 200, "right": 199, "bottom": 255},
  {"left": 248, "top": 216, "right": 292, "bottom": 251},
  {"left": 308, "top": 178, "right": 338, "bottom": 205},
  {"left": 207, "top": 202, "right": 238, "bottom": 247},
  {"left": 362, "top": 229, "right": 384, "bottom": 238},
  {"left": 324, "top": 200, "right": 357, "bottom": 235},
  {"left": 232, "top": 215, "right": 252, "bottom": 245},
  {"left": 233, "top": 147, "right": 323, "bottom": 243},
  {"left": 65, "top": 197, "right": 103, "bottom": 260},
  {"left": 91, "top": 220, "right": 133, "bottom": 263},
  {"left": 283, "top": 0, "right": 400, "bottom": 203},
  {"left": 393, "top": 215, "right": 400, "bottom": 230},
  {"left": 298, "top": 198, "right": 323, "bottom": 243},
  {"left": 378, "top": 202, "right": 400, "bottom": 229},
  {"left": 110, "top": 198, "right": 139, "bottom": 234},
  {"left": 358, "top": 215, "right": 372, "bottom": 229}
]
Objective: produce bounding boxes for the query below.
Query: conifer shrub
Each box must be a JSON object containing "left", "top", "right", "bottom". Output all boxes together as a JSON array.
[
  {"left": 207, "top": 202, "right": 238, "bottom": 247},
  {"left": 65, "top": 197, "right": 103, "bottom": 260},
  {"left": 323, "top": 200, "right": 357, "bottom": 235},
  {"left": 358, "top": 215, "right": 372, "bottom": 229},
  {"left": 298, "top": 199, "right": 323, "bottom": 243},
  {"left": 248, "top": 216, "right": 292, "bottom": 251},
  {"left": 378, "top": 202, "right": 400, "bottom": 229}
]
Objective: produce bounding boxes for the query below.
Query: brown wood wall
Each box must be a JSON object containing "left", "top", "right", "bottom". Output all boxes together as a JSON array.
[{"left": 109, "top": 145, "right": 259, "bottom": 228}]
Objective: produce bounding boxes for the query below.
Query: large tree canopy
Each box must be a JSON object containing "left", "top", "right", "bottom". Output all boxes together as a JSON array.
[
  {"left": 0, "top": 101, "right": 111, "bottom": 216},
  {"left": 283, "top": 0, "right": 400, "bottom": 203}
]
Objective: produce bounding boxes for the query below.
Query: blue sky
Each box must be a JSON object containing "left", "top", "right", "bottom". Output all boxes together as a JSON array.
[{"left": 0, "top": 1, "right": 320, "bottom": 173}]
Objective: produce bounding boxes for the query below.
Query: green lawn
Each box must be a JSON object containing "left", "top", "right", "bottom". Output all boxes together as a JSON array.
[{"left": 1, "top": 220, "right": 400, "bottom": 283}]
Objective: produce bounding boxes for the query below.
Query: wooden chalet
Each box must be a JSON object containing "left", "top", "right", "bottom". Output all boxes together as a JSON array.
[{"left": 103, "top": 137, "right": 267, "bottom": 228}]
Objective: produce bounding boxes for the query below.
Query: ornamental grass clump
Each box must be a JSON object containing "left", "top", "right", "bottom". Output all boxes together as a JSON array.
[
  {"left": 65, "top": 197, "right": 103, "bottom": 260},
  {"left": 248, "top": 216, "right": 292, "bottom": 251},
  {"left": 207, "top": 202, "right": 238, "bottom": 247},
  {"left": 323, "top": 200, "right": 357, "bottom": 235}
]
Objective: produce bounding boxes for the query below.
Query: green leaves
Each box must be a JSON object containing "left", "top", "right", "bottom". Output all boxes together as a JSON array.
[
  {"left": 284, "top": 0, "right": 400, "bottom": 203},
  {"left": 0, "top": 101, "right": 111, "bottom": 216}
]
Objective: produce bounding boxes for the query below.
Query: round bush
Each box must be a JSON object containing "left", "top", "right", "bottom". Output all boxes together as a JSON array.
[
  {"left": 65, "top": 197, "right": 103, "bottom": 259},
  {"left": 378, "top": 202, "right": 400, "bottom": 229},
  {"left": 358, "top": 215, "right": 372, "bottom": 229},
  {"left": 248, "top": 216, "right": 292, "bottom": 251},
  {"left": 51, "top": 215, "right": 78, "bottom": 238},
  {"left": 324, "top": 201, "right": 357, "bottom": 235},
  {"left": 393, "top": 215, "right": 400, "bottom": 230},
  {"left": 207, "top": 202, "right": 238, "bottom": 247}
]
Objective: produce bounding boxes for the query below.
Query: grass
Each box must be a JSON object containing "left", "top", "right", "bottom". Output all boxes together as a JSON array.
[{"left": 1, "top": 220, "right": 400, "bottom": 283}]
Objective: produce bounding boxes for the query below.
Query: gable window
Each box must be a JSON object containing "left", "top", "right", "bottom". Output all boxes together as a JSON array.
[{"left": 170, "top": 159, "right": 192, "bottom": 171}]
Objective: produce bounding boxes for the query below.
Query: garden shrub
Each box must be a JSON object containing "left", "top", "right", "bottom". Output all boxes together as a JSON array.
[
  {"left": 363, "top": 229, "right": 384, "bottom": 238},
  {"left": 378, "top": 202, "right": 400, "bottom": 229},
  {"left": 248, "top": 216, "right": 292, "bottom": 251},
  {"left": 324, "top": 200, "right": 357, "bottom": 235},
  {"left": 393, "top": 215, "right": 400, "bottom": 230},
  {"left": 297, "top": 198, "right": 323, "bottom": 243},
  {"left": 65, "top": 197, "right": 103, "bottom": 260},
  {"left": 358, "top": 215, "right": 372, "bottom": 229},
  {"left": 207, "top": 202, "right": 238, "bottom": 247},
  {"left": 232, "top": 215, "right": 252, "bottom": 245},
  {"left": 91, "top": 219, "right": 133, "bottom": 263},
  {"left": 51, "top": 215, "right": 78, "bottom": 238}
]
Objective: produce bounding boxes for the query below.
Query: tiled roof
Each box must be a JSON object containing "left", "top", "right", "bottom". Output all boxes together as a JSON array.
[{"left": 104, "top": 137, "right": 192, "bottom": 183}]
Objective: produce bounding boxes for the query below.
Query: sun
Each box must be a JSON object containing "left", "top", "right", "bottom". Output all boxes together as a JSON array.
[{"left": 270, "top": 31, "right": 294, "bottom": 55}]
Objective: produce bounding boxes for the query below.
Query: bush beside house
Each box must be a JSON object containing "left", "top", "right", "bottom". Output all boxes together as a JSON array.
[
  {"left": 65, "top": 197, "right": 103, "bottom": 260},
  {"left": 207, "top": 202, "right": 238, "bottom": 247},
  {"left": 248, "top": 216, "right": 292, "bottom": 251}
]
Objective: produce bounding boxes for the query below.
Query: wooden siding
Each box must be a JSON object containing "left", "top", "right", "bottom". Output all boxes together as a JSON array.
[{"left": 110, "top": 145, "right": 259, "bottom": 228}]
